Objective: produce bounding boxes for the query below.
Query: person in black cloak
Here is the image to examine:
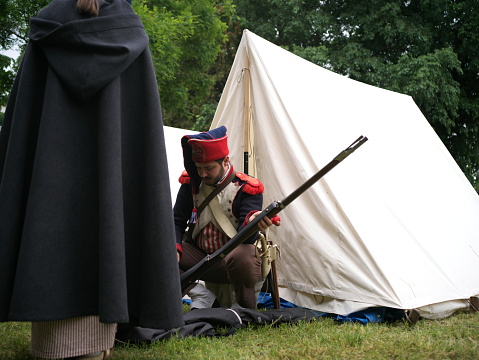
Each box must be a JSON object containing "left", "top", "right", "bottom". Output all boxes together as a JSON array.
[{"left": 0, "top": 0, "right": 184, "bottom": 358}]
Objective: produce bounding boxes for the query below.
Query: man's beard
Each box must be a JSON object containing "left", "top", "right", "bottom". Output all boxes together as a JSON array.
[{"left": 203, "top": 166, "right": 225, "bottom": 186}]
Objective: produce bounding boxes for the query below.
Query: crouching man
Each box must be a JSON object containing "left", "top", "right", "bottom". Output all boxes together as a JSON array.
[{"left": 174, "top": 126, "right": 280, "bottom": 309}]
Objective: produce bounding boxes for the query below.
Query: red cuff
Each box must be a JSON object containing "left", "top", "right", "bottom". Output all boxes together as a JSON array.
[
  {"left": 176, "top": 243, "right": 183, "bottom": 259},
  {"left": 243, "top": 210, "right": 260, "bottom": 227},
  {"left": 271, "top": 215, "right": 281, "bottom": 225}
]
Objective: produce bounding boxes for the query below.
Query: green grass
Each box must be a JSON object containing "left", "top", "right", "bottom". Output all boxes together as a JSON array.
[{"left": 2, "top": 311, "right": 479, "bottom": 360}]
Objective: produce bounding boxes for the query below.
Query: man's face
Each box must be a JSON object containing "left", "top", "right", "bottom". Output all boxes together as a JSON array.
[{"left": 195, "top": 157, "right": 228, "bottom": 185}]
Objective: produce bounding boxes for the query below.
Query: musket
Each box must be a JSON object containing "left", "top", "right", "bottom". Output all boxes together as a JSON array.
[{"left": 181, "top": 135, "right": 368, "bottom": 292}]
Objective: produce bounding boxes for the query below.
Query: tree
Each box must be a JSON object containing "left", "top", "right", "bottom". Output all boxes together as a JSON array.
[
  {"left": 0, "top": 0, "right": 50, "bottom": 109},
  {"left": 0, "top": 54, "right": 14, "bottom": 117},
  {"left": 194, "top": 2, "right": 244, "bottom": 132},
  {"left": 234, "top": 0, "right": 479, "bottom": 188},
  {"left": 134, "top": 0, "right": 233, "bottom": 129},
  {"left": 0, "top": 0, "right": 51, "bottom": 48},
  {"left": 0, "top": 0, "right": 233, "bottom": 130}
]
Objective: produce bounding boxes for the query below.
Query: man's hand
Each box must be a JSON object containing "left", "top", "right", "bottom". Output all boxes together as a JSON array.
[{"left": 248, "top": 211, "right": 281, "bottom": 232}]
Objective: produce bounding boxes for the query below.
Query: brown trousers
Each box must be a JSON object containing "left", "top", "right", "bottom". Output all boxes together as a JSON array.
[{"left": 180, "top": 242, "right": 261, "bottom": 308}]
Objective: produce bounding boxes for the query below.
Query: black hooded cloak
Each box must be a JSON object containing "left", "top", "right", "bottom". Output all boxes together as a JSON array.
[{"left": 0, "top": 0, "right": 184, "bottom": 330}]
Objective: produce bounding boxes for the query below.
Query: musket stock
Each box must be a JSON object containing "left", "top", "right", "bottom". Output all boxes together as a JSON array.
[{"left": 180, "top": 135, "right": 368, "bottom": 292}]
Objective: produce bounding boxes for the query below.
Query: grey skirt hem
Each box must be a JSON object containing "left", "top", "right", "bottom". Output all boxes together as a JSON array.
[{"left": 31, "top": 315, "right": 116, "bottom": 359}]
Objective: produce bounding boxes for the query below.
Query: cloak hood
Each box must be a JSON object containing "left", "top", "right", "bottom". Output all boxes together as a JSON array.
[{"left": 29, "top": 0, "right": 148, "bottom": 99}]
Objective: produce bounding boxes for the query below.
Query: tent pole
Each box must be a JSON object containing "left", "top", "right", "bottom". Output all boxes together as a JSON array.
[
  {"left": 243, "top": 52, "right": 281, "bottom": 307},
  {"left": 243, "top": 57, "right": 251, "bottom": 174}
]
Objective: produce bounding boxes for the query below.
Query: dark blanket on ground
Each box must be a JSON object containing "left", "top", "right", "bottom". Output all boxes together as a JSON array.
[{"left": 116, "top": 308, "right": 322, "bottom": 343}]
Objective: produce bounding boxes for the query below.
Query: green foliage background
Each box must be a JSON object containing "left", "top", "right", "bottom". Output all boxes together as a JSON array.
[
  {"left": 0, "top": 0, "right": 478, "bottom": 188},
  {"left": 133, "top": 0, "right": 234, "bottom": 130}
]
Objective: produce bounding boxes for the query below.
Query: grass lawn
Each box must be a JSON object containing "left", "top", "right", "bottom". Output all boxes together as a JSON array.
[{"left": 1, "top": 310, "right": 478, "bottom": 359}]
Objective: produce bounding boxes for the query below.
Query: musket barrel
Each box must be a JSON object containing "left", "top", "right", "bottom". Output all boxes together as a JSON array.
[
  {"left": 180, "top": 135, "right": 368, "bottom": 292},
  {"left": 281, "top": 135, "right": 367, "bottom": 207}
]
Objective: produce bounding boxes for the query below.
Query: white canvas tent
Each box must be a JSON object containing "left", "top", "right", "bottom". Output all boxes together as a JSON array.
[
  {"left": 164, "top": 125, "right": 196, "bottom": 203},
  {"left": 204, "top": 30, "right": 479, "bottom": 319}
]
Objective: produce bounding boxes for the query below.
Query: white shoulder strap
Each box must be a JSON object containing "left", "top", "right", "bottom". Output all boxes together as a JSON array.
[{"left": 202, "top": 185, "right": 238, "bottom": 239}]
